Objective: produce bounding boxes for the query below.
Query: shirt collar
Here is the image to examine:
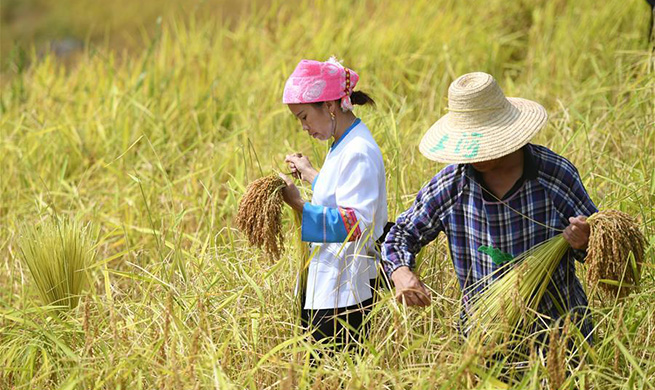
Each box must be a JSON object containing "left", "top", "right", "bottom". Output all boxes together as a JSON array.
[
  {"left": 523, "top": 144, "right": 538, "bottom": 179},
  {"left": 330, "top": 118, "right": 361, "bottom": 151}
]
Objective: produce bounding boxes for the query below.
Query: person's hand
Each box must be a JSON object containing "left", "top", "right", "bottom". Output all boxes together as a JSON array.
[
  {"left": 390, "top": 266, "right": 431, "bottom": 307},
  {"left": 278, "top": 173, "right": 304, "bottom": 213},
  {"left": 285, "top": 153, "right": 318, "bottom": 184},
  {"left": 563, "top": 216, "right": 591, "bottom": 250}
]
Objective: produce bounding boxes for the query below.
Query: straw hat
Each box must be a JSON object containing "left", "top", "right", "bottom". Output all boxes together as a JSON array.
[{"left": 419, "top": 72, "right": 547, "bottom": 163}]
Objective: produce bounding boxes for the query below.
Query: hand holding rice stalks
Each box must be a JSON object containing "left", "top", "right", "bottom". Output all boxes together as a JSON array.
[
  {"left": 585, "top": 210, "right": 645, "bottom": 298},
  {"left": 468, "top": 209, "right": 645, "bottom": 341},
  {"left": 235, "top": 174, "right": 287, "bottom": 261}
]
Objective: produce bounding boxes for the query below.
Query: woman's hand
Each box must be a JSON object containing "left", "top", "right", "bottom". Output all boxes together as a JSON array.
[
  {"left": 285, "top": 153, "right": 318, "bottom": 184},
  {"left": 278, "top": 173, "right": 305, "bottom": 213},
  {"left": 563, "top": 216, "right": 591, "bottom": 250},
  {"left": 390, "top": 266, "right": 432, "bottom": 307}
]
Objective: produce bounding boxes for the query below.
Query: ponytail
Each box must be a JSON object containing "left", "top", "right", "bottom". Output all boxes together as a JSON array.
[
  {"left": 350, "top": 90, "right": 376, "bottom": 107},
  {"left": 311, "top": 91, "right": 376, "bottom": 109}
]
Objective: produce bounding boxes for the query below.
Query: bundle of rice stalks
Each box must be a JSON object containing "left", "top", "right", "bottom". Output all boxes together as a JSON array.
[
  {"left": 469, "top": 209, "right": 646, "bottom": 341},
  {"left": 18, "top": 217, "right": 95, "bottom": 311},
  {"left": 467, "top": 235, "right": 570, "bottom": 340},
  {"left": 585, "top": 210, "right": 645, "bottom": 298},
  {"left": 235, "top": 174, "right": 286, "bottom": 260}
]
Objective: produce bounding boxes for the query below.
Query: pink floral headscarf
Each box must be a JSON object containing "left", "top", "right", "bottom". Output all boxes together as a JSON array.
[{"left": 282, "top": 57, "right": 360, "bottom": 111}]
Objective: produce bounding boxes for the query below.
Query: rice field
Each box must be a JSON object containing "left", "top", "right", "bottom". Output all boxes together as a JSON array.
[{"left": 1, "top": 0, "right": 654, "bottom": 388}]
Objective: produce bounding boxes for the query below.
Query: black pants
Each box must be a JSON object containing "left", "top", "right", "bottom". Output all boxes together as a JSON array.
[{"left": 301, "top": 278, "right": 379, "bottom": 349}]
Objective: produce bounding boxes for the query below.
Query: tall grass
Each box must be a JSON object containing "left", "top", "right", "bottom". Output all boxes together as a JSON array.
[{"left": 0, "top": 0, "right": 653, "bottom": 388}]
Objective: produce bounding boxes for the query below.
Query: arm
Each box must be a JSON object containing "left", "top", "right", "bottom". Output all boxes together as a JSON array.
[
  {"left": 301, "top": 151, "right": 381, "bottom": 243},
  {"left": 544, "top": 156, "right": 598, "bottom": 257},
  {"left": 382, "top": 178, "right": 447, "bottom": 275},
  {"left": 278, "top": 172, "right": 366, "bottom": 244},
  {"left": 279, "top": 172, "right": 361, "bottom": 244},
  {"left": 382, "top": 174, "right": 450, "bottom": 306},
  {"left": 562, "top": 164, "right": 596, "bottom": 256}
]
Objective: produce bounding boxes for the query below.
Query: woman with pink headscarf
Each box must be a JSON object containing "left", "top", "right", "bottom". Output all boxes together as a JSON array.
[{"left": 278, "top": 57, "right": 388, "bottom": 350}]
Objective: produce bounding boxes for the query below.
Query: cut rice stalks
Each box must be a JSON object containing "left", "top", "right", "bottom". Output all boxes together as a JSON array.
[
  {"left": 468, "top": 209, "right": 646, "bottom": 342},
  {"left": 467, "top": 235, "right": 570, "bottom": 341},
  {"left": 19, "top": 217, "right": 95, "bottom": 311},
  {"left": 235, "top": 174, "right": 286, "bottom": 261},
  {"left": 585, "top": 209, "right": 645, "bottom": 298}
]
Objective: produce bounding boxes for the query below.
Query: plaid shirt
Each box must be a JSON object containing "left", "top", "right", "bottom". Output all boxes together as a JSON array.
[{"left": 382, "top": 144, "right": 597, "bottom": 338}]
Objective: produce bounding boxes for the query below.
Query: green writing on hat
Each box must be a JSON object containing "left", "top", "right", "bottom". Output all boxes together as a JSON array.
[
  {"left": 464, "top": 133, "right": 483, "bottom": 158},
  {"left": 429, "top": 132, "right": 484, "bottom": 157},
  {"left": 454, "top": 132, "right": 483, "bottom": 158},
  {"left": 429, "top": 134, "right": 449, "bottom": 152}
]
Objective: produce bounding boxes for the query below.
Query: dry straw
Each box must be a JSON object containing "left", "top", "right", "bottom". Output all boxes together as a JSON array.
[
  {"left": 235, "top": 174, "right": 287, "bottom": 260},
  {"left": 585, "top": 209, "right": 645, "bottom": 298}
]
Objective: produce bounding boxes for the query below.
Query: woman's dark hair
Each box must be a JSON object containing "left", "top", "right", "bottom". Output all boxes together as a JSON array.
[
  {"left": 350, "top": 91, "right": 376, "bottom": 106},
  {"left": 312, "top": 91, "right": 376, "bottom": 108}
]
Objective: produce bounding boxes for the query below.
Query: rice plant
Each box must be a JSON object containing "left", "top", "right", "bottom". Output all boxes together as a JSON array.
[{"left": 18, "top": 217, "right": 95, "bottom": 311}]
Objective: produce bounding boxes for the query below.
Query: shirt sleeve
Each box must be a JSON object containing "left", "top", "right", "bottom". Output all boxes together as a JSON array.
[
  {"left": 544, "top": 156, "right": 598, "bottom": 262},
  {"left": 301, "top": 203, "right": 349, "bottom": 242},
  {"left": 382, "top": 170, "right": 454, "bottom": 277},
  {"left": 301, "top": 151, "right": 382, "bottom": 243}
]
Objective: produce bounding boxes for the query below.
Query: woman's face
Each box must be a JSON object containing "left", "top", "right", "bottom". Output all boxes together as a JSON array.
[{"left": 288, "top": 103, "right": 334, "bottom": 141}]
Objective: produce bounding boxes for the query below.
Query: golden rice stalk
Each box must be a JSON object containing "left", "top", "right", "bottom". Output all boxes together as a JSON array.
[
  {"left": 293, "top": 209, "right": 309, "bottom": 315},
  {"left": 585, "top": 210, "right": 645, "bottom": 298},
  {"left": 235, "top": 174, "right": 286, "bottom": 260},
  {"left": 546, "top": 316, "right": 570, "bottom": 390},
  {"left": 18, "top": 217, "right": 95, "bottom": 311}
]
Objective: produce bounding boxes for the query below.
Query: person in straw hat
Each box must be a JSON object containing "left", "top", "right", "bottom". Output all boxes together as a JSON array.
[
  {"left": 382, "top": 72, "right": 597, "bottom": 341},
  {"left": 278, "top": 57, "right": 388, "bottom": 350}
]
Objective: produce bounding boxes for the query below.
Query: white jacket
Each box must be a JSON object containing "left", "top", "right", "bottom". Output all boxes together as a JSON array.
[{"left": 301, "top": 119, "right": 387, "bottom": 309}]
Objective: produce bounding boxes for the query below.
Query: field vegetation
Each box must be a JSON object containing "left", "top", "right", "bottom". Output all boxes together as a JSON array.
[{"left": 1, "top": 0, "right": 654, "bottom": 388}]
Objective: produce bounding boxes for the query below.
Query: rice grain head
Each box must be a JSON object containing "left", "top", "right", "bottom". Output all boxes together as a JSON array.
[
  {"left": 585, "top": 210, "right": 645, "bottom": 298},
  {"left": 546, "top": 316, "right": 570, "bottom": 390},
  {"left": 235, "top": 174, "right": 286, "bottom": 261}
]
